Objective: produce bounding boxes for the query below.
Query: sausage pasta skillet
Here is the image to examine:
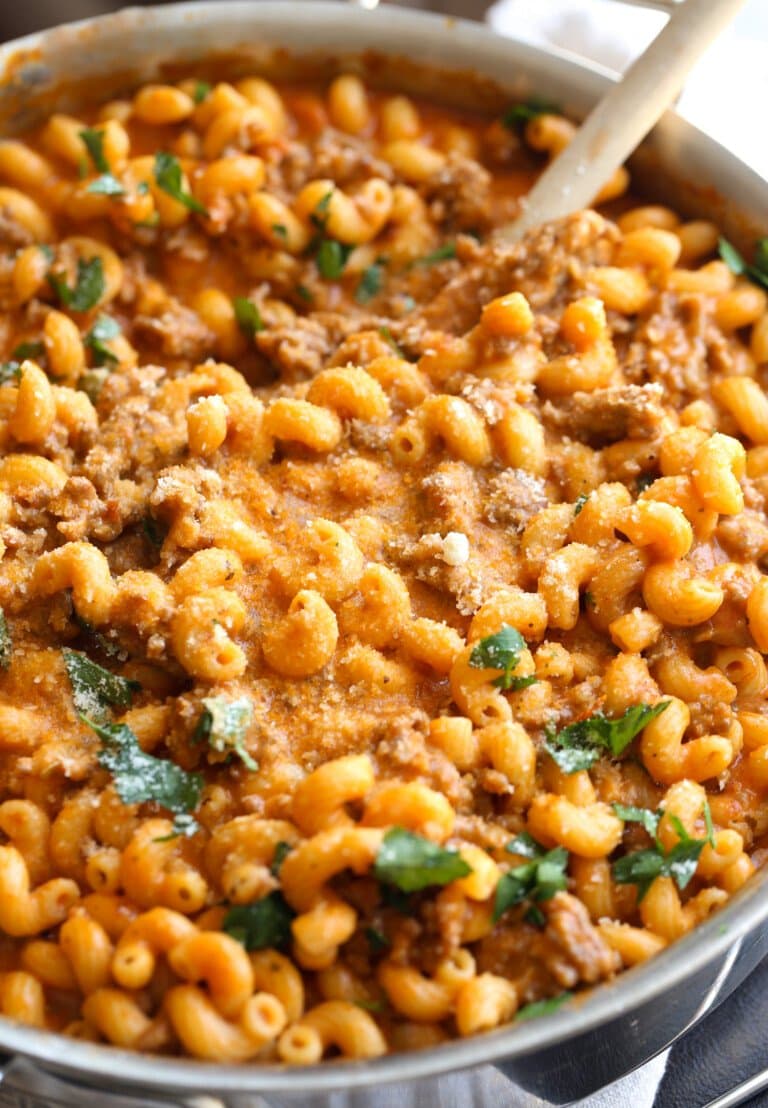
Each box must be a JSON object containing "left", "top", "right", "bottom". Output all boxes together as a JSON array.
[{"left": 0, "top": 71, "right": 764, "bottom": 1062}]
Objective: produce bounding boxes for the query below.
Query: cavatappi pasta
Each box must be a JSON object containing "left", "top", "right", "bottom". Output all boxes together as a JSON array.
[{"left": 0, "top": 70, "right": 764, "bottom": 1063}]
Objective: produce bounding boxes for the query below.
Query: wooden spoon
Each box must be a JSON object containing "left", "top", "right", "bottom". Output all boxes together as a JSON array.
[{"left": 499, "top": 0, "right": 747, "bottom": 242}]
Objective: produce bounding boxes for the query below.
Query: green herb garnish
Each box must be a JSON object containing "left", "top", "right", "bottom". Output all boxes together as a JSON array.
[
  {"left": 0, "top": 363, "right": 21, "bottom": 384},
  {"left": 355, "top": 263, "right": 384, "bottom": 304},
  {"left": 271, "top": 223, "right": 288, "bottom": 239},
  {"left": 365, "top": 926, "right": 390, "bottom": 954},
  {"left": 719, "top": 236, "right": 768, "bottom": 291},
  {"left": 271, "top": 841, "right": 293, "bottom": 876},
  {"left": 373, "top": 827, "right": 471, "bottom": 893},
  {"left": 0, "top": 611, "right": 11, "bottom": 670},
  {"left": 316, "top": 239, "right": 353, "bottom": 280},
  {"left": 296, "top": 284, "right": 313, "bottom": 303},
  {"left": 612, "top": 798, "right": 713, "bottom": 900},
  {"left": 379, "top": 325, "right": 403, "bottom": 357},
  {"left": 413, "top": 241, "right": 457, "bottom": 267},
  {"left": 233, "top": 296, "right": 264, "bottom": 339},
  {"left": 153, "top": 151, "right": 208, "bottom": 215},
  {"left": 573, "top": 492, "right": 589, "bottom": 516},
  {"left": 354, "top": 999, "right": 385, "bottom": 1013},
  {"left": 73, "top": 613, "right": 122, "bottom": 660},
  {"left": 380, "top": 884, "right": 412, "bottom": 914},
  {"left": 493, "top": 833, "right": 569, "bottom": 922},
  {"left": 86, "top": 175, "right": 125, "bottom": 197},
  {"left": 64, "top": 649, "right": 139, "bottom": 723},
  {"left": 544, "top": 702, "right": 670, "bottom": 774},
  {"left": 85, "top": 717, "right": 203, "bottom": 829},
  {"left": 49, "top": 257, "right": 105, "bottom": 312},
  {"left": 193, "top": 80, "right": 211, "bottom": 104},
  {"left": 469, "top": 625, "right": 535, "bottom": 691},
  {"left": 516, "top": 992, "right": 572, "bottom": 1022},
  {"left": 223, "top": 891, "right": 294, "bottom": 950},
  {"left": 502, "top": 96, "right": 561, "bottom": 134},
  {"left": 193, "top": 696, "right": 257, "bottom": 771},
  {"left": 79, "top": 128, "right": 125, "bottom": 196},
  {"left": 612, "top": 803, "right": 661, "bottom": 840},
  {"left": 79, "top": 128, "right": 110, "bottom": 174},
  {"left": 85, "top": 315, "right": 121, "bottom": 366},
  {"left": 142, "top": 514, "right": 167, "bottom": 549},
  {"left": 311, "top": 190, "right": 333, "bottom": 229},
  {"left": 11, "top": 340, "right": 44, "bottom": 362}
]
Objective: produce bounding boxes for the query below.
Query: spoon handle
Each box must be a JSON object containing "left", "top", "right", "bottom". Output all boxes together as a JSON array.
[{"left": 500, "top": 0, "right": 747, "bottom": 242}]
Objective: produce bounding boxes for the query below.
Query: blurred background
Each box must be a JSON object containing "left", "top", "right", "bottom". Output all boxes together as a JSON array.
[
  {"left": 1, "top": 0, "right": 762, "bottom": 175},
  {"left": 3, "top": 0, "right": 489, "bottom": 37}
]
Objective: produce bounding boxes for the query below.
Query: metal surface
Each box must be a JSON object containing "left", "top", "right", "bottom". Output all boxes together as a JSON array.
[
  {"left": 703, "top": 1067, "right": 768, "bottom": 1108},
  {"left": 0, "top": 2, "right": 766, "bottom": 1103}
]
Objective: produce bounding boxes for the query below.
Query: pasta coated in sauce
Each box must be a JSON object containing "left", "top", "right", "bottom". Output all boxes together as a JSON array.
[{"left": 0, "top": 71, "right": 763, "bottom": 1061}]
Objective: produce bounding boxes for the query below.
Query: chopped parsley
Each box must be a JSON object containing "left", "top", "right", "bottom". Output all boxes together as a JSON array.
[
  {"left": 142, "top": 514, "right": 167, "bottom": 549},
  {"left": 502, "top": 96, "right": 561, "bottom": 134},
  {"left": 719, "top": 236, "right": 768, "bottom": 292},
  {"left": 469, "top": 625, "right": 537, "bottom": 691},
  {"left": 373, "top": 827, "right": 471, "bottom": 893},
  {"left": 193, "top": 80, "right": 211, "bottom": 104},
  {"left": 379, "top": 325, "right": 403, "bottom": 357},
  {"left": 153, "top": 151, "right": 208, "bottom": 215},
  {"left": 516, "top": 992, "right": 572, "bottom": 1022},
  {"left": 11, "top": 340, "right": 44, "bottom": 362},
  {"left": 84, "top": 314, "right": 121, "bottom": 366},
  {"left": 354, "top": 998, "right": 385, "bottom": 1013},
  {"left": 223, "top": 891, "right": 294, "bottom": 950},
  {"left": 315, "top": 238, "right": 353, "bottom": 280},
  {"left": 193, "top": 695, "right": 257, "bottom": 771},
  {"left": 311, "top": 189, "right": 333, "bottom": 229},
  {"left": 296, "top": 284, "right": 313, "bottom": 303},
  {"left": 365, "top": 926, "right": 391, "bottom": 954},
  {"left": 380, "top": 883, "right": 412, "bottom": 914},
  {"left": 493, "top": 832, "right": 569, "bottom": 922},
  {"left": 48, "top": 257, "right": 105, "bottom": 312},
  {"left": 79, "top": 128, "right": 125, "bottom": 196},
  {"left": 355, "top": 263, "right": 384, "bottom": 304},
  {"left": 612, "top": 802, "right": 661, "bottom": 840},
  {"left": 79, "top": 128, "right": 110, "bottom": 174},
  {"left": 271, "top": 841, "right": 293, "bottom": 876},
  {"left": 413, "top": 241, "right": 457, "bottom": 267},
  {"left": 544, "top": 702, "right": 670, "bottom": 774},
  {"left": 0, "top": 363, "right": 21, "bottom": 385},
  {"left": 271, "top": 222, "right": 288, "bottom": 239},
  {"left": 63, "top": 649, "right": 139, "bottom": 723},
  {"left": 612, "top": 798, "right": 714, "bottom": 901},
  {"left": 0, "top": 611, "right": 11, "bottom": 671},
  {"left": 73, "top": 614, "right": 122, "bottom": 660},
  {"left": 573, "top": 492, "right": 589, "bottom": 516},
  {"left": 85, "top": 717, "right": 203, "bottom": 832},
  {"left": 86, "top": 175, "right": 126, "bottom": 197},
  {"left": 233, "top": 296, "right": 264, "bottom": 339}
]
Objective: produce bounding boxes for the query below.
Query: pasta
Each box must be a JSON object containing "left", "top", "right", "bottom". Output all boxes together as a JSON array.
[{"left": 0, "top": 69, "right": 763, "bottom": 1064}]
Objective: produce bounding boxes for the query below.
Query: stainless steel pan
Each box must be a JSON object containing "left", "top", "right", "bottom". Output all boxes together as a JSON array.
[{"left": 0, "top": 4, "right": 766, "bottom": 1104}]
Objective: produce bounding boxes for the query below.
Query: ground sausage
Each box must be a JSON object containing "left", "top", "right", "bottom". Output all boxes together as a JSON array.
[
  {"left": 417, "top": 211, "right": 619, "bottom": 335},
  {"left": 542, "top": 383, "right": 666, "bottom": 446},
  {"left": 544, "top": 892, "right": 621, "bottom": 983}
]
